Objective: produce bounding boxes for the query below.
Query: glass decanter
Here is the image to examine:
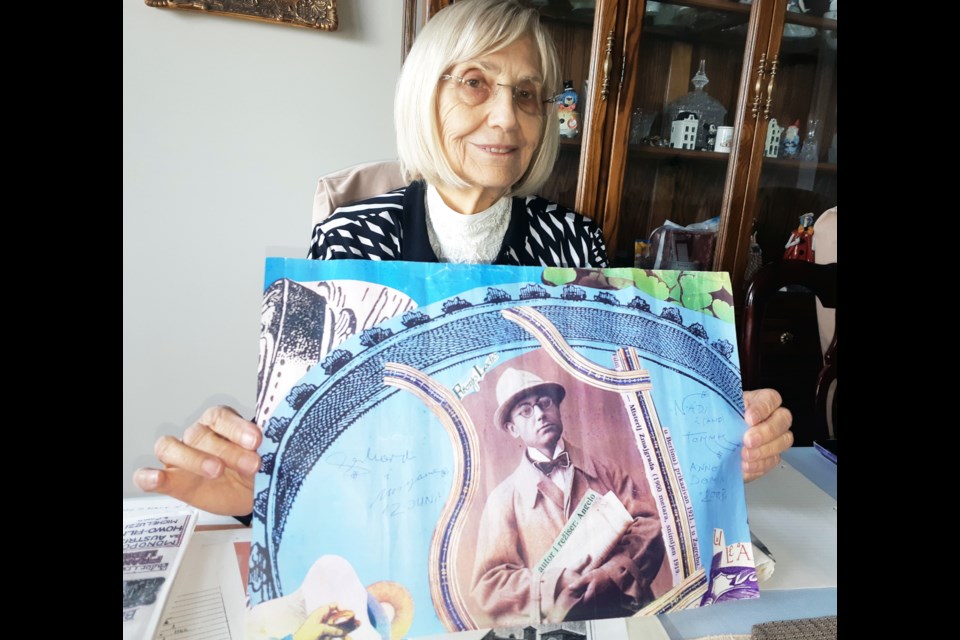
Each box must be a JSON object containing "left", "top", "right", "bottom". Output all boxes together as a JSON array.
[
  {"left": 798, "top": 118, "right": 820, "bottom": 163},
  {"left": 663, "top": 59, "right": 728, "bottom": 150}
]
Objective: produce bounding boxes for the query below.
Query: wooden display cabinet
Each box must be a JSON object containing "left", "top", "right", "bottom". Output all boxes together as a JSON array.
[{"left": 407, "top": 0, "right": 838, "bottom": 296}]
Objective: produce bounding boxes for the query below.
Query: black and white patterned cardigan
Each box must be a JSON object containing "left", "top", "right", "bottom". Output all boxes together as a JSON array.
[{"left": 308, "top": 180, "right": 609, "bottom": 268}]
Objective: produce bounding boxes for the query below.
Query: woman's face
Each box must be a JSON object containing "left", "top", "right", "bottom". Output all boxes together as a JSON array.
[{"left": 436, "top": 37, "right": 545, "bottom": 212}]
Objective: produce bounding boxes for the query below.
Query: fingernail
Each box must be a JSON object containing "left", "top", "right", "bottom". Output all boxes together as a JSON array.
[
  {"left": 136, "top": 469, "right": 160, "bottom": 490},
  {"left": 241, "top": 430, "right": 258, "bottom": 449},
  {"left": 241, "top": 454, "right": 261, "bottom": 474},
  {"left": 202, "top": 458, "right": 222, "bottom": 478}
]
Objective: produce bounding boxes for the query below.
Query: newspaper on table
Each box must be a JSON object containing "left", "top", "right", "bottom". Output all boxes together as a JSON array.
[
  {"left": 247, "top": 259, "right": 760, "bottom": 639},
  {"left": 123, "top": 499, "right": 199, "bottom": 640}
]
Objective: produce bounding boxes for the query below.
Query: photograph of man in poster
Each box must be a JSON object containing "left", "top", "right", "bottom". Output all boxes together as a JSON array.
[{"left": 470, "top": 366, "right": 666, "bottom": 625}]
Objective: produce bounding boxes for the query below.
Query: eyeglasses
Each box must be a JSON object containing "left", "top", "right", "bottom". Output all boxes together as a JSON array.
[
  {"left": 440, "top": 73, "right": 559, "bottom": 117},
  {"left": 512, "top": 396, "right": 556, "bottom": 419}
]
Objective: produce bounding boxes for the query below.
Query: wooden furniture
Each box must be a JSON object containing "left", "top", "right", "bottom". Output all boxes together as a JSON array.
[
  {"left": 407, "top": 0, "right": 838, "bottom": 300},
  {"left": 741, "top": 260, "right": 837, "bottom": 445}
]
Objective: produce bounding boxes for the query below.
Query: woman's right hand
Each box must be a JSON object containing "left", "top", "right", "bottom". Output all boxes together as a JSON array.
[{"left": 132, "top": 405, "right": 261, "bottom": 516}]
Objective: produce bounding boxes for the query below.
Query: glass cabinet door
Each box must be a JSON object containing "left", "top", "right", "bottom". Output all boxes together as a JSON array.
[
  {"left": 604, "top": 0, "right": 758, "bottom": 268},
  {"left": 530, "top": 1, "right": 603, "bottom": 215},
  {"left": 744, "top": 0, "right": 837, "bottom": 283},
  {"left": 407, "top": 1, "right": 837, "bottom": 288},
  {"left": 596, "top": 0, "right": 837, "bottom": 288}
]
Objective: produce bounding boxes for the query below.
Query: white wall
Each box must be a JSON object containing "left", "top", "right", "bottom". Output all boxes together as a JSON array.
[{"left": 123, "top": 1, "right": 402, "bottom": 497}]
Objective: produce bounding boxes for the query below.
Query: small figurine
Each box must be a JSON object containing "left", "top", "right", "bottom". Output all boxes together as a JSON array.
[
  {"left": 780, "top": 120, "right": 801, "bottom": 158},
  {"left": 765, "top": 118, "right": 782, "bottom": 158},
  {"left": 783, "top": 212, "right": 815, "bottom": 262},
  {"left": 670, "top": 111, "right": 699, "bottom": 150},
  {"left": 557, "top": 80, "right": 580, "bottom": 138},
  {"left": 703, "top": 122, "right": 718, "bottom": 151}
]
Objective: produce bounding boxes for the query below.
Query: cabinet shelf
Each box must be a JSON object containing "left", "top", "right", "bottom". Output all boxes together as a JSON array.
[
  {"left": 624, "top": 145, "right": 837, "bottom": 174},
  {"left": 536, "top": 0, "right": 838, "bottom": 30},
  {"left": 784, "top": 10, "right": 837, "bottom": 30},
  {"left": 763, "top": 157, "right": 838, "bottom": 173},
  {"left": 658, "top": 0, "right": 837, "bottom": 30},
  {"left": 537, "top": 1, "right": 837, "bottom": 38},
  {"left": 537, "top": 5, "right": 596, "bottom": 26},
  {"left": 628, "top": 144, "right": 730, "bottom": 163},
  {"left": 671, "top": 0, "right": 750, "bottom": 15}
]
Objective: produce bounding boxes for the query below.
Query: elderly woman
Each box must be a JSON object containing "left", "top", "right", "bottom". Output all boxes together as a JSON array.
[
  {"left": 309, "top": 0, "right": 604, "bottom": 266},
  {"left": 134, "top": 0, "right": 791, "bottom": 530}
]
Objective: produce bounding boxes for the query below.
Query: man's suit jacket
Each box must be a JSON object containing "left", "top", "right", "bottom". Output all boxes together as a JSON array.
[{"left": 470, "top": 440, "right": 665, "bottom": 625}]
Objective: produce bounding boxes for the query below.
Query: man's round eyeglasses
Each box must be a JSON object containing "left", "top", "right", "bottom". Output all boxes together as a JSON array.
[
  {"left": 440, "top": 74, "right": 560, "bottom": 117},
  {"left": 512, "top": 396, "right": 556, "bottom": 419}
]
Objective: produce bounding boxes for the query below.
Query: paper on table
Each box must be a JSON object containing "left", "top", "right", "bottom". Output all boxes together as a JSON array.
[
  {"left": 749, "top": 530, "right": 777, "bottom": 582},
  {"left": 415, "top": 616, "right": 669, "bottom": 640},
  {"left": 743, "top": 460, "right": 837, "bottom": 590},
  {"left": 155, "top": 527, "right": 251, "bottom": 640},
  {"left": 123, "top": 500, "right": 199, "bottom": 640}
]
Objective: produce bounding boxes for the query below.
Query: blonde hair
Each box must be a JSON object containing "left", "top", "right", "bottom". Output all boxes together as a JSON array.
[{"left": 394, "top": 0, "right": 561, "bottom": 198}]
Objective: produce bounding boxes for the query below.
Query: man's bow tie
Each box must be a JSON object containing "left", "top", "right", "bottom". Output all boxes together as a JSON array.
[{"left": 533, "top": 450, "right": 570, "bottom": 476}]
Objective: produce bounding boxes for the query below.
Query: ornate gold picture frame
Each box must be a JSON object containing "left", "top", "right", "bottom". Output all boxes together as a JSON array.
[{"left": 145, "top": 0, "right": 338, "bottom": 32}]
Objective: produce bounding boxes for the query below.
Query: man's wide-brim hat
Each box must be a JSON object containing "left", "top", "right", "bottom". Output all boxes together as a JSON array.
[{"left": 493, "top": 367, "right": 566, "bottom": 429}]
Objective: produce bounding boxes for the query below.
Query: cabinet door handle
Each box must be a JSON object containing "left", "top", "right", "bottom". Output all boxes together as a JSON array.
[
  {"left": 764, "top": 56, "right": 778, "bottom": 120},
  {"left": 601, "top": 30, "right": 614, "bottom": 101},
  {"left": 751, "top": 52, "right": 767, "bottom": 119},
  {"left": 779, "top": 331, "right": 794, "bottom": 345}
]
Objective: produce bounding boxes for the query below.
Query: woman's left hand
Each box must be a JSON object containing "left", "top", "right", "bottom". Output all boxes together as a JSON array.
[{"left": 741, "top": 388, "right": 794, "bottom": 482}]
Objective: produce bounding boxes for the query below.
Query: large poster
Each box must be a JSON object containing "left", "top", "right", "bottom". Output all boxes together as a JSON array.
[{"left": 247, "top": 259, "right": 758, "bottom": 640}]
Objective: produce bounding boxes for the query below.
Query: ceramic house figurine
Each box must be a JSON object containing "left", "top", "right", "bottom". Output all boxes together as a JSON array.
[
  {"left": 765, "top": 119, "right": 783, "bottom": 157},
  {"left": 670, "top": 111, "right": 699, "bottom": 150},
  {"left": 557, "top": 80, "right": 580, "bottom": 139},
  {"left": 780, "top": 120, "right": 801, "bottom": 158}
]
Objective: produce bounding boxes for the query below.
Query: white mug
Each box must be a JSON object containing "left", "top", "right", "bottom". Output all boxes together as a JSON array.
[{"left": 715, "top": 126, "right": 734, "bottom": 153}]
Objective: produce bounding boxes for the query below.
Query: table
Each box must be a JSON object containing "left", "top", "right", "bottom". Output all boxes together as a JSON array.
[{"left": 659, "top": 448, "right": 837, "bottom": 639}]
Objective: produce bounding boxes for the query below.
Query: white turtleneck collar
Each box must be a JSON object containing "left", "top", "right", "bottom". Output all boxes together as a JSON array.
[{"left": 425, "top": 184, "right": 511, "bottom": 264}]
